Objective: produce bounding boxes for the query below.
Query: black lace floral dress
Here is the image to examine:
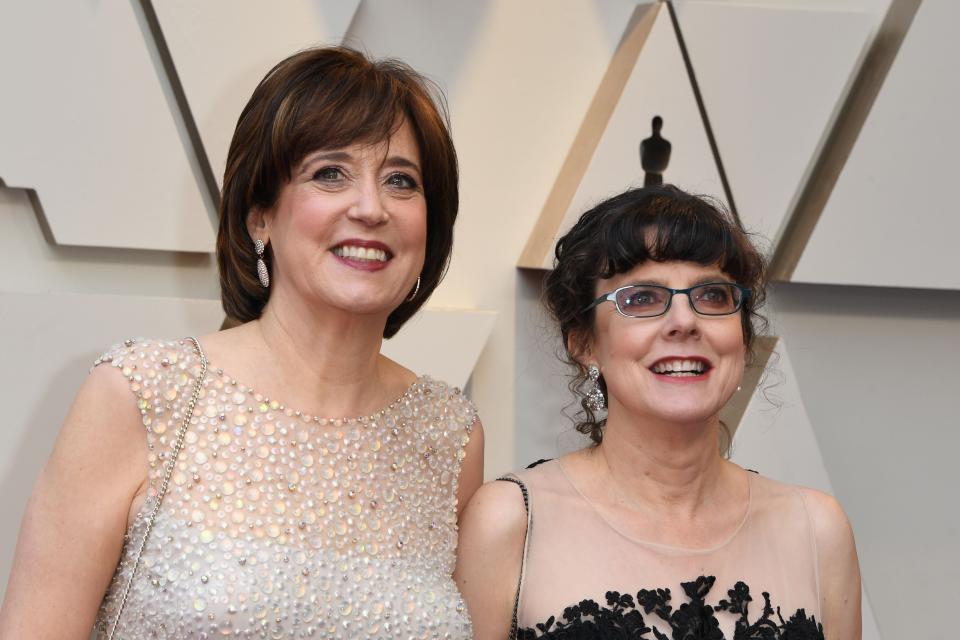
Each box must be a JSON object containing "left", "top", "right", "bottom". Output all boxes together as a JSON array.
[{"left": 505, "top": 460, "right": 824, "bottom": 640}]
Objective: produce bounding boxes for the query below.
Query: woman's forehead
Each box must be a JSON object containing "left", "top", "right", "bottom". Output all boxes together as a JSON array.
[{"left": 600, "top": 260, "right": 729, "bottom": 288}]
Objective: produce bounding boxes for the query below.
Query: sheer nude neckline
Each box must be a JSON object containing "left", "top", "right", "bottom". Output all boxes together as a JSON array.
[{"left": 554, "top": 458, "right": 754, "bottom": 555}]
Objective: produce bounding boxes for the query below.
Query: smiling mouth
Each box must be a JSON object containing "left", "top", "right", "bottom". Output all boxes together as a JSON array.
[
  {"left": 331, "top": 245, "right": 391, "bottom": 263},
  {"left": 650, "top": 358, "right": 711, "bottom": 377}
]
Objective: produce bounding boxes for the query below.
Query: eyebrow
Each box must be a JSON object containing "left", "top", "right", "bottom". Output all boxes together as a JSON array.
[
  {"left": 298, "top": 151, "right": 422, "bottom": 175},
  {"left": 629, "top": 275, "right": 730, "bottom": 288},
  {"left": 382, "top": 156, "right": 422, "bottom": 174}
]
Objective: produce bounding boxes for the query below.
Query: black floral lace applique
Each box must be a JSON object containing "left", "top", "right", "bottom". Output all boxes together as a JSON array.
[{"left": 517, "top": 576, "right": 823, "bottom": 640}]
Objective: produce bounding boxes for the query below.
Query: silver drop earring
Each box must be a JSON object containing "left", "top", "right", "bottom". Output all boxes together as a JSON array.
[
  {"left": 406, "top": 276, "right": 421, "bottom": 301},
  {"left": 585, "top": 365, "right": 606, "bottom": 412},
  {"left": 254, "top": 238, "right": 270, "bottom": 288}
]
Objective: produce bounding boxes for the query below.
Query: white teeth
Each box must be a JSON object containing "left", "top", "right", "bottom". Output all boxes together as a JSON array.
[
  {"left": 333, "top": 245, "right": 388, "bottom": 262},
  {"left": 652, "top": 359, "right": 707, "bottom": 375}
]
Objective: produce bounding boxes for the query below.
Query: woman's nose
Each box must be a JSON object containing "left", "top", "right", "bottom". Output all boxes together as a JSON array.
[
  {"left": 346, "top": 179, "right": 388, "bottom": 226},
  {"left": 661, "top": 292, "right": 701, "bottom": 338}
]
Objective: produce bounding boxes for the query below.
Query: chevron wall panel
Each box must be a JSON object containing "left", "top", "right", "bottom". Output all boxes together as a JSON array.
[
  {"left": 793, "top": 1, "right": 960, "bottom": 289},
  {"left": 151, "top": 0, "right": 360, "bottom": 185},
  {"left": 0, "top": 1, "right": 215, "bottom": 252}
]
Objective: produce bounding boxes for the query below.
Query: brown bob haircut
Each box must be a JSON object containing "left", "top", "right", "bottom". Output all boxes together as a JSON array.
[
  {"left": 543, "top": 184, "right": 767, "bottom": 446},
  {"left": 217, "top": 46, "right": 459, "bottom": 338}
]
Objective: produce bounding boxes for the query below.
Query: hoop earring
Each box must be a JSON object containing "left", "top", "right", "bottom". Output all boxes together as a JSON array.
[
  {"left": 406, "top": 276, "right": 421, "bottom": 302},
  {"left": 254, "top": 238, "right": 270, "bottom": 288},
  {"left": 585, "top": 365, "right": 606, "bottom": 412}
]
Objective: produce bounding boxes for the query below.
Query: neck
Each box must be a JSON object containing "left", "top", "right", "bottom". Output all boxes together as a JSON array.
[
  {"left": 591, "top": 408, "right": 729, "bottom": 519},
  {"left": 247, "top": 283, "right": 403, "bottom": 418}
]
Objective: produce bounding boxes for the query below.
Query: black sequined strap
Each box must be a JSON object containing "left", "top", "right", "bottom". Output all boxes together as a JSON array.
[{"left": 497, "top": 474, "right": 531, "bottom": 640}]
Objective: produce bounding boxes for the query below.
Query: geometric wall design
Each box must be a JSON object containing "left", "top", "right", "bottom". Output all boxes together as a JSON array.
[
  {"left": 151, "top": 0, "right": 360, "bottom": 186},
  {"left": 520, "top": 2, "right": 725, "bottom": 269},
  {"left": 382, "top": 308, "right": 497, "bottom": 390},
  {"left": 519, "top": 1, "right": 872, "bottom": 270},
  {"left": 793, "top": 1, "right": 960, "bottom": 290},
  {"left": 1, "top": 184, "right": 220, "bottom": 300},
  {"left": 0, "top": 1, "right": 216, "bottom": 252},
  {"left": 678, "top": 2, "right": 872, "bottom": 245}
]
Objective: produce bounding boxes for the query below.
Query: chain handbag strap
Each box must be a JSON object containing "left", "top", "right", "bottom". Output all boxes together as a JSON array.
[
  {"left": 106, "top": 337, "right": 207, "bottom": 639},
  {"left": 497, "top": 475, "right": 532, "bottom": 640}
]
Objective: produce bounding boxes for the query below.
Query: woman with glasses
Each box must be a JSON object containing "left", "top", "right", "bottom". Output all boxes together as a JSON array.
[{"left": 456, "top": 185, "right": 861, "bottom": 639}]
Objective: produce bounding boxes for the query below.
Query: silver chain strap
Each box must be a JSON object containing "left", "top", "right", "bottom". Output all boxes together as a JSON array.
[{"left": 106, "top": 337, "right": 207, "bottom": 639}]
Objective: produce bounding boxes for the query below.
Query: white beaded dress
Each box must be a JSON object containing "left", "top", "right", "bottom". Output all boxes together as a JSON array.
[{"left": 91, "top": 338, "right": 477, "bottom": 639}]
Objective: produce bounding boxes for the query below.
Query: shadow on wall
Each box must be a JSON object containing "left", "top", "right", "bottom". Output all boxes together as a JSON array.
[
  {"left": 0, "top": 182, "right": 218, "bottom": 300},
  {"left": 25, "top": 186, "right": 213, "bottom": 272},
  {"left": 345, "top": 0, "right": 491, "bottom": 99},
  {"left": 770, "top": 280, "right": 960, "bottom": 319},
  {"left": 514, "top": 268, "right": 597, "bottom": 469}
]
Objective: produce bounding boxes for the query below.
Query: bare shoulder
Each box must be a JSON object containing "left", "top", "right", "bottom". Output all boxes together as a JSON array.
[
  {"left": 48, "top": 359, "right": 149, "bottom": 500},
  {"left": 796, "top": 487, "right": 862, "bottom": 638},
  {"left": 69, "top": 360, "right": 143, "bottom": 445},
  {"left": 461, "top": 477, "right": 528, "bottom": 541},
  {"left": 456, "top": 478, "right": 529, "bottom": 640},
  {"left": 796, "top": 486, "right": 856, "bottom": 552}
]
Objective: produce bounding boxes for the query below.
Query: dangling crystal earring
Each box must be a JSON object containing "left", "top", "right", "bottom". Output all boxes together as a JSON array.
[
  {"left": 406, "top": 276, "right": 421, "bottom": 301},
  {"left": 585, "top": 365, "right": 606, "bottom": 412},
  {"left": 254, "top": 238, "right": 270, "bottom": 288}
]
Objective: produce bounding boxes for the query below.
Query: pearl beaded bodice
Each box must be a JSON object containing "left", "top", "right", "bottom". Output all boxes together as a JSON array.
[{"left": 92, "top": 338, "right": 476, "bottom": 639}]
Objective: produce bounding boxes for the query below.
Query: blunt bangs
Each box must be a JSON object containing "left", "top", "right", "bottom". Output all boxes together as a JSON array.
[
  {"left": 597, "top": 192, "right": 751, "bottom": 284},
  {"left": 252, "top": 59, "right": 413, "bottom": 209}
]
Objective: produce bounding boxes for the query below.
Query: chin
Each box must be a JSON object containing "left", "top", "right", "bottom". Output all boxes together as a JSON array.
[
  {"left": 338, "top": 299, "right": 399, "bottom": 316},
  {"left": 313, "top": 284, "right": 402, "bottom": 312},
  {"left": 649, "top": 404, "right": 722, "bottom": 426}
]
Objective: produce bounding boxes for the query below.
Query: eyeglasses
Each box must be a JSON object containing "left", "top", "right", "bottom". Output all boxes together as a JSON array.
[{"left": 585, "top": 282, "right": 751, "bottom": 318}]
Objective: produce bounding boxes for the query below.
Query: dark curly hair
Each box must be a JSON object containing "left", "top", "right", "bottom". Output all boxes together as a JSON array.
[
  {"left": 543, "top": 184, "right": 768, "bottom": 447},
  {"left": 217, "top": 46, "right": 458, "bottom": 338}
]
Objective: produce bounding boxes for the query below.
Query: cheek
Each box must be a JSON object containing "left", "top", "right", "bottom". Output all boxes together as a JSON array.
[
  {"left": 717, "top": 326, "right": 748, "bottom": 380},
  {"left": 288, "top": 197, "right": 337, "bottom": 236},
  {"left": 714, "top": 318, "right": 747, "bottom": 354},
  {"left": 596, "top": 321, "right": 656, "bottom": 367},
  {"left": 403, "top": 205, "right": 428, "bottom": 248}
]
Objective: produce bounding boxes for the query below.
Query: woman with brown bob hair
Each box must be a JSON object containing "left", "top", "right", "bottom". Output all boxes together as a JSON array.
[
  {"left": 457, "top": 185, "right": 860, "bottom": 640},
  {"left": 1, "top": 47, "right": 483, "bottom": 639}
]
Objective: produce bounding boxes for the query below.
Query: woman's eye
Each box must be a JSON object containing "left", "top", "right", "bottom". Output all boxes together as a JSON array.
[
  {"left": 386, "top": 172, "right": 418, "bottom": 190},
  {"left": 313, "top": 166, "right": 344, "bottom": 182},
  {"left": 700, "top": 287, "right": 730, "bottom": 303},
  {"left": 622, "top": 288, "right": 664, "bottom": 307}
]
